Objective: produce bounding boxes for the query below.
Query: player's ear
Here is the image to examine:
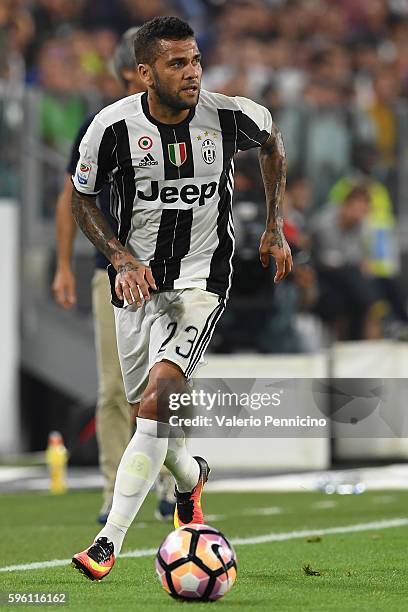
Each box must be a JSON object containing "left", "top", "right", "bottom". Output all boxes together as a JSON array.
[{"left": 138, "top": 63, "right": 154, "bottom": 88}]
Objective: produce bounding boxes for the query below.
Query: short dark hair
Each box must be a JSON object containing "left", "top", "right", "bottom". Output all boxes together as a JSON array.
[
  {"left": 343, "top": 185, "right": 371, "bottom": 205},
  {"left": 134, "top": 16, "right": 194, "bottom": 65}
]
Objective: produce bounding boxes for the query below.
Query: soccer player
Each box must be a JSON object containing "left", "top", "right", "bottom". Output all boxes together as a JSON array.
[
  {"left": 52, "top": 28, "right": 175, "bottom": 524},
  {"left": 71, "top": 16, "right": 292, "bottom": 581}
]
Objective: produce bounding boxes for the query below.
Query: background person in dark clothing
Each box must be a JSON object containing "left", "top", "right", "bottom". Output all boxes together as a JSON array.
[{"left": 311, "top": 186, "right": 382, "bottom": 340}]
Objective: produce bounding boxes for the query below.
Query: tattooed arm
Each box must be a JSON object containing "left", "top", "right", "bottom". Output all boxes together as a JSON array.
[
  {"left": 258, "top": 122, "right": 292, "bottom": 282},
  {"left": 71, "top": 189, "right": 156, "bottom": 305}
]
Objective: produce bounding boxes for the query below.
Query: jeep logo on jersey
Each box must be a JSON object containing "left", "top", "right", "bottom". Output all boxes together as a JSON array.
[
  {"left": 202, "top": 138, "right": 216, "bottom": 164},
  {"left": 137, "top": 181, "right": 217, "bottom": 206},
  {"left": 168, "top": 142, "right": 187, "bottom": 167}
]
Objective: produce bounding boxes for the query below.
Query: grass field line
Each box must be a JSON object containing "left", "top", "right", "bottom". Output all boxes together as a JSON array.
[
  {"left": 1, "top": 517, "right": 407, "bottom": 574},
  {"left": 229, "top": 517, "right": 408, "bottom": 544}
]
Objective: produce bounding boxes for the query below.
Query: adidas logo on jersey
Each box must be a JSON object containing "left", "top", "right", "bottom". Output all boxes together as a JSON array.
[{"left": 138, "top": 153, "right": 158, "bottom": 167}]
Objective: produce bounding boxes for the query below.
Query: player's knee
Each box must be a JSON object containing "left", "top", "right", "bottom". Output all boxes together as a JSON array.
[
  {"left": 138, "top": 384, "right": 176, "bottom": 421},
  {"left": 139, "top": 362, "right": 186, "bottom": 422},
  {"left": 138, "top": 388, "right": 159, "bottom": 421}
]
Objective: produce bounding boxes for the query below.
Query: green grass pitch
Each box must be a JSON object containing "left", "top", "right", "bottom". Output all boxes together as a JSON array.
[{"left": 1, "top": 489, "right": 408, "bottom": 611}]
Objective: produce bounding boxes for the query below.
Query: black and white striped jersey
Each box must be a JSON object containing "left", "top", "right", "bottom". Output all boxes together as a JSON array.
[{"left": 72, "top": 90, "right": 272, "bottom": 303}]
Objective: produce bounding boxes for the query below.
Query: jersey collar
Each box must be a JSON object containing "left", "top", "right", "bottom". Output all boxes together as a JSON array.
[{"left": 141, "top": 91, "right": 196, "bottom": 128}]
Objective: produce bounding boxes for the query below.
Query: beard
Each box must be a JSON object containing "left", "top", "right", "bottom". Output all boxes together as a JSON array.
[{"left": 152, "top": 68, "right": 199, "bottom": 110}]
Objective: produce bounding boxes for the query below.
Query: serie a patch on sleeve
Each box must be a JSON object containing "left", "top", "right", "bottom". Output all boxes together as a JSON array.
[{"left": 77, "top": 162, "right": 91, "bottom": 185}]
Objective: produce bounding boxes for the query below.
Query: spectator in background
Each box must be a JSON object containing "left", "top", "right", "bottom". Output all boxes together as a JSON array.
[
  {"left": 216, "top": 168, "right": 318, "bottom": 355},
  {"left": 302, "top": 77, "right": 351, "bottom": 207},
  {"left": 311, "top": 186, "right": 383, "bottom": 341},
  {"left": 79, "top": 0, "right": 129, "bottom": 34},
  {"left": 284, "top": 175, "right": 312, "bottom": 249},
  {"left": 392, "top": 15, "right": 408, "bottom": 99},
  {"left": 0, "top": 0, "right": 406, "bottom": 111},
  {"left": 30, "top": 0, "right": 85, "bottom": 41},
  {"left": 36, "top": 37, "right": 88, "bottom": 217},
  {"left": 120, "top": 0, "right": 169, "bottom": 22},
  {"left": 38, "top": 39, "right": 87, "bottom": 152},
  {"left": 261, "top": 250, "right": 319, "bottom": 354},
  {"left": 365, "top": 69, "right": 400, "bottom": 177},
  {"left": 26, "top": 0, "right": 85, "bottom": 74},
  {"left": 261, "top": 81, "right": 305, "bottom": 177},
  {"left": 262, "top": 177, "right": 319, "bottom": 354},
  {"left": 203, "top": 36, "right": 271, "bottom": 99},
  {"left": 35, "top": 30, "right": 121, "bottom": 217},
  {"left": 0, "top": 1, "right": 35, "bottom": 196},
  {"left": 0, "top": 0, "right": 35, "bottom": 83},
  {"left": 329, "top": 143, "right": 408, "bottom": 327}
]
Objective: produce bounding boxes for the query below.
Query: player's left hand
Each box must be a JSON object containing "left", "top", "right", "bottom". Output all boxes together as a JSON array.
[{"left": 259, "top": 228, "right": 293, "bottom": 283}]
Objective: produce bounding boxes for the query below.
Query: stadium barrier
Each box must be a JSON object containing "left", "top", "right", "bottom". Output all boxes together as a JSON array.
[
  {"left": 189, "top": 346, "right": 408, "bottom": 470},
  {"left": 333, "top": 341, "right": 408, "bottom": 461}
]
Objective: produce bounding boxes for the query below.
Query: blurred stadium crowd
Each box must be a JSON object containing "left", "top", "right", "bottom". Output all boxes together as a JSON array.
[{"left": 1, "top": 0, "right": 408, "bottom": 352}]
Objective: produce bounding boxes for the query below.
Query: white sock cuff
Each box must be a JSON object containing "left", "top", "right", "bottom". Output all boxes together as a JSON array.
[{"left": 136, "top": 417, "right": 170, "bottom": 438}]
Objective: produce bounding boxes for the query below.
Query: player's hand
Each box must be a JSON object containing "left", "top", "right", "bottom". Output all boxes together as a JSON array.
[
  {"left": 259, "top": 228, "right": 293, "bottom": 283},
  {"left": 115, "top": 255, "right": 157, "bottom": 306},
  {"left": 52, "top": 266, "right": 77, "bottom": 309}
]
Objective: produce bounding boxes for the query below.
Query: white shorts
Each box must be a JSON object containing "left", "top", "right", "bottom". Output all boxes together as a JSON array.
[{"left": 114, "top": 288, "right": 225, "bottom": 404}]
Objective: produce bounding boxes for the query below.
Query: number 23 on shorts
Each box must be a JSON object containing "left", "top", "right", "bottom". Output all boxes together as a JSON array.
[{"left": 158, "top": 323, "right": 199, "bottom": 359}]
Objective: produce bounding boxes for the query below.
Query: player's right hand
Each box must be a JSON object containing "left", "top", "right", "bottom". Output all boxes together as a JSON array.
[
  {"left": 115, "top": 256, "right": 157, "bottom": 307},
  {"left": 259, "top": 228, "right": 293, "bottom": 282},
  {"left": 52, "top": 266, "right": 77, "bottom": 309}
]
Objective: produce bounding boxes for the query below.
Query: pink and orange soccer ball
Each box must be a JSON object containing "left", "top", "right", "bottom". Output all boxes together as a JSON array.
[{"left": 155, "top": 524, "right": 237, "bottom": 601}]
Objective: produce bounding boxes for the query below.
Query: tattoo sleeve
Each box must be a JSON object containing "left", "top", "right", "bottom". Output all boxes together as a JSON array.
[
  {"left": 71, "top": 188, "right": 128, "bottom": 268},
  {"left": 258, "top": 122, "right": 287, "bottom": 247}
]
